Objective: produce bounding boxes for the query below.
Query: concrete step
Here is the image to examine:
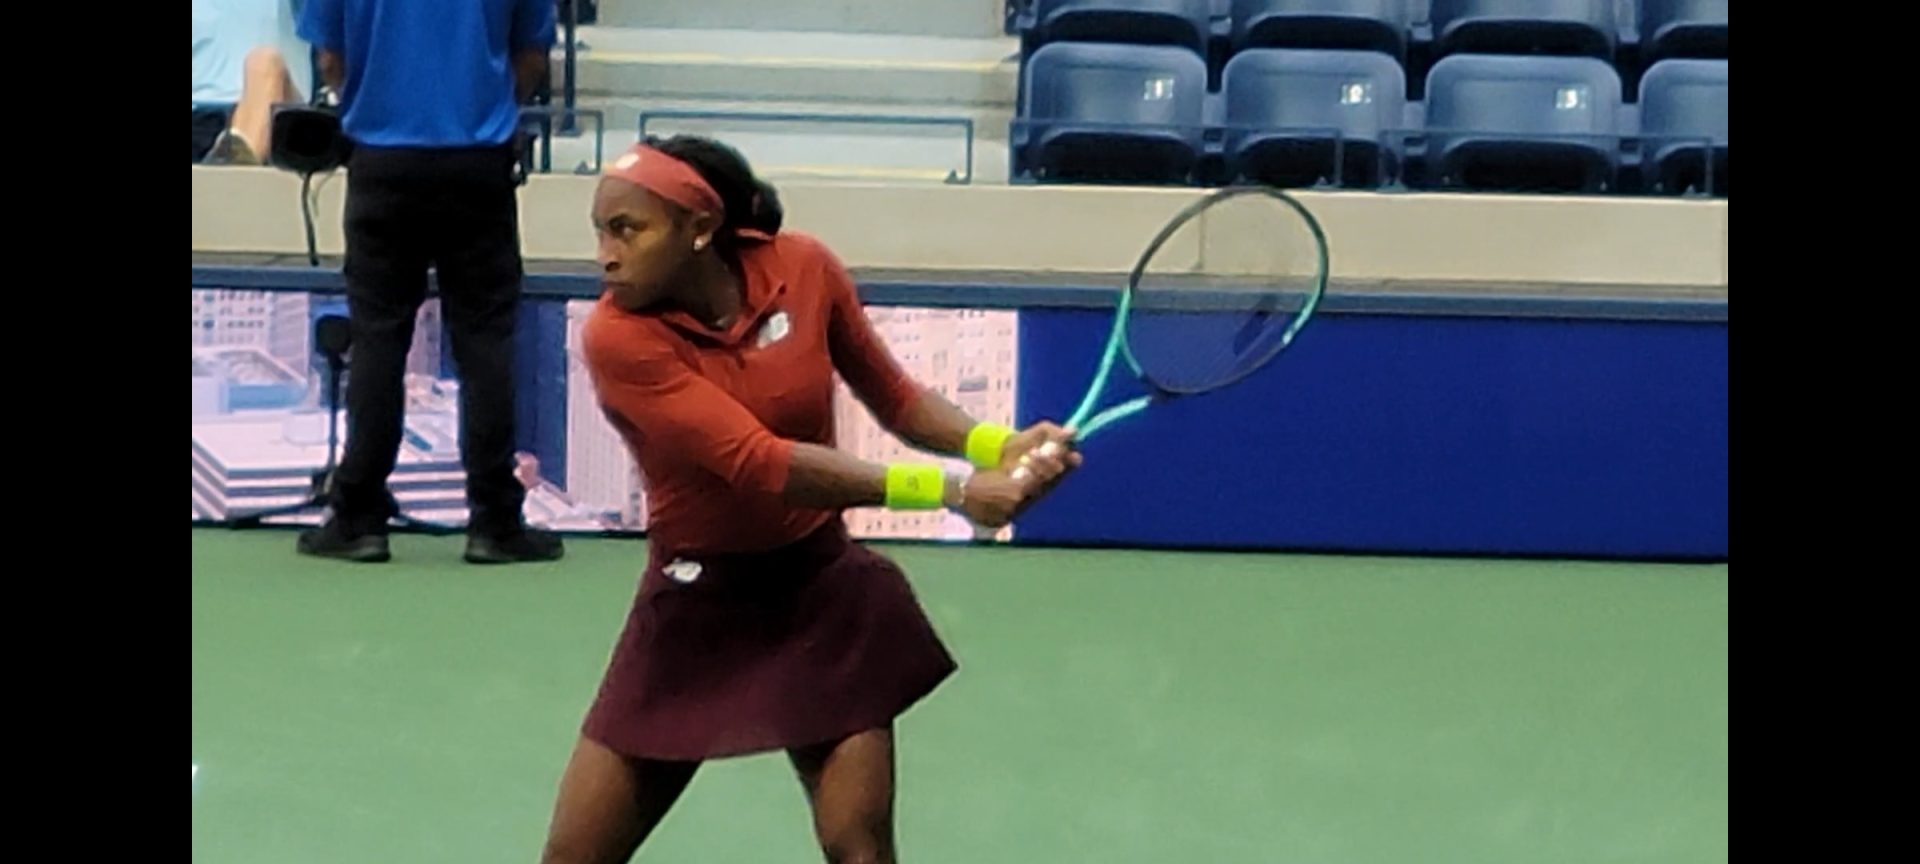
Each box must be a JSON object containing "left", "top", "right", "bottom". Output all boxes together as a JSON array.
[
  {"left": 565, "top": 26, "right": 1018, "bottom": 109},
  {"left": 577, "top": 97, "right": 1014, "bottom": 141},
  {"left": 531, "top": 99, "right": 1015, "bottom": 185},
  {"left": 591, "top": 0, "right": 1010, "bottom": 40}
]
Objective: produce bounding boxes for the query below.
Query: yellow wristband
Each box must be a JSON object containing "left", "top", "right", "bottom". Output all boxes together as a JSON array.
[
  {"left": 885, "top": 463, "right": 946, "bottom": 510},
  {"left": 965, "top": 423, "right": 1014, "bottom": 470}
]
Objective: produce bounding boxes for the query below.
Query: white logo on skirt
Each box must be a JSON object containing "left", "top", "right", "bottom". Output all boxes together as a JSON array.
[{"left": 664, "top": 559, "right": 703, "bottom": 584}]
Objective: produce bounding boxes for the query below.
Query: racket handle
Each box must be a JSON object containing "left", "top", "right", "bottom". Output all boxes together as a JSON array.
[{"left": 1009, "top": 440, "right": 1064, "bottom": 483}]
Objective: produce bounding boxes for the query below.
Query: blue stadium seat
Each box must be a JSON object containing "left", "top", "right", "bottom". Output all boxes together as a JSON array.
[
  {"left": 1424, "top": 54, "right": 1623, "bottom": 191},
  {"left": 1639, "top": 0, "right": 1727, "bottom": 62},
  {"left": 1031, "top": 0, "right": 1215, "bottom": 51},
  {"left": 1018, "top": 42, "right": 1210, "bottom": 182},
  {"left": 1223, "top": 49, "right": 1407, "bottom": 187},
  {"left": 1430, "top": 0, "right": 1619, "bottom": 59},
  {"left": 1638, "top": 59, "right": 1726, "bottom": 195},
  {"left": 1230, "top": 0, "right": 1413, "bottom": 58}
]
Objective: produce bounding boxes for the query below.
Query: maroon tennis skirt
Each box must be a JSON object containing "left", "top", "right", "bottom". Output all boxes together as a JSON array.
[{"left": 582, "top": 519, "right": 958, "bottom": 761}]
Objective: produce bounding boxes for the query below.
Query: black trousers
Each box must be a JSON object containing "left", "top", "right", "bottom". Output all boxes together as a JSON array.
[{"left": 332, "top": 144, "right": 525, "bottom": 536}]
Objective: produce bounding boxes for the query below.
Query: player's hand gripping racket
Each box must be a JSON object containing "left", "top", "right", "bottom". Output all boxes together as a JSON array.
[{"left": 1013, "top": 186, "right": 1329, "bottom": 480}]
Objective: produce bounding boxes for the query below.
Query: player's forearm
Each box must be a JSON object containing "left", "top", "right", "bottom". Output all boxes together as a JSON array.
[
  {"left": 883, "top": 389, "right": 978, "bottom": 460},
  {"left": 781, "top": 441, "right": 957, "bottom": 510}
]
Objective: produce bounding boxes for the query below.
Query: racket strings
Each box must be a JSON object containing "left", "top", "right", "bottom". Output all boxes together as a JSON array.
[{"left": 1123, "top": 191, "right": 1325, "bottom": 395}]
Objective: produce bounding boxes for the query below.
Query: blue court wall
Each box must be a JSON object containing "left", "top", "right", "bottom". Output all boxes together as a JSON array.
[
  {"left": 191, "top": 261, "right": 1728, "bottom": 560},
  {"left": 1013, "top": 308, "right": 1728, "bottom": 559}
]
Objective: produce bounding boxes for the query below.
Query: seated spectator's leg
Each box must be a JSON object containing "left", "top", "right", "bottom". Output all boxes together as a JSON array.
[{"left": 216, "top": 46, "right": 303, "bottom": 164}]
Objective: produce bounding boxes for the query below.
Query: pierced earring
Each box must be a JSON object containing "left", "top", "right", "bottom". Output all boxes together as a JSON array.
[{"left": 693, "top": 239, "right": 709, "bottom": 252}]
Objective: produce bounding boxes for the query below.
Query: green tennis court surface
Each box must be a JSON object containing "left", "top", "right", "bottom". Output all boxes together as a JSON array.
[{"left": 192, "top": 529, "right": 1727, "bottom": 863}]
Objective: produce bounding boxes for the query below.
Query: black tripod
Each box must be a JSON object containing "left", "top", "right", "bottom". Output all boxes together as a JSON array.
[
  {"left": 227, "top": 315, "right": 449, "bottom": 534},
  {"left": 228, "top": 315, "right": 351, "bottom": 528}
]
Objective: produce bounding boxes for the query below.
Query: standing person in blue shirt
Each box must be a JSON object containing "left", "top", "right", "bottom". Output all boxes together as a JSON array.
[{"left": 296, "top": 0, "right": 564, "bottom": 564}]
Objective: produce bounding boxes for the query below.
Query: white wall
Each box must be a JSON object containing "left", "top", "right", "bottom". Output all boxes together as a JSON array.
[{"left": 192, "top": 167, "right": 1728, "bottom": 291}]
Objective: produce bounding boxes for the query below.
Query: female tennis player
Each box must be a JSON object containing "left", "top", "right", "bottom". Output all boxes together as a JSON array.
[{"left": 540, "top": 136, "right": 1080, "bottom": 864}]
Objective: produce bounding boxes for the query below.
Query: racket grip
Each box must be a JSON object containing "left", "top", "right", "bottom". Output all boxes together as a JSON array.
[{"left": 1009, "top": 440, "right": 1063, "bottom": 483}]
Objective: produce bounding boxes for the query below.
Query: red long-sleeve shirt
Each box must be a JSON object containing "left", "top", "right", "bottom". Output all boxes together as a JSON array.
[{"left": 581, "top": 231, "right": 924, "bottom": 556}]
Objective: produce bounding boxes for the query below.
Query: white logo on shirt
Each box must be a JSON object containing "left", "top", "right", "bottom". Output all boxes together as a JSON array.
[{"left": 757, "top": 310, "right": 791, "bottom": 348}]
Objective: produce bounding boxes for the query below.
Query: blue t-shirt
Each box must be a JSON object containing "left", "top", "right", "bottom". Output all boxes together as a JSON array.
[
  {"left": 192, "top": 0, "right": 282, "bottom": 106},
  {"left": 297, "top": 0, "right": 555, "bottom": 148}
]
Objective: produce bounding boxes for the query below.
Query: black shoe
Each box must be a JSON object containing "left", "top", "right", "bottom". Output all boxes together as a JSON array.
[
  {"left": 464, "top": 527, "right": 565, "bottom": 564},
  {"left": 296, "top": 519, "right": 391, "bottom": 563}
]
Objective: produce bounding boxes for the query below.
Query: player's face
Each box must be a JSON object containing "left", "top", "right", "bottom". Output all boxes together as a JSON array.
[{"left": 592, "top": 179, "right": 701, "bottom": 311}]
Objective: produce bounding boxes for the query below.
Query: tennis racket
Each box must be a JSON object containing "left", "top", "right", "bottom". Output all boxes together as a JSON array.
[{"left": 1014, "top": 186, "right": 1329, "bottom": 480}]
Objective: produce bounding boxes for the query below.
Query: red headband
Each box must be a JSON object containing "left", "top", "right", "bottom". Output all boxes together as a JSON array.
[{"left": 606, "top": 145, "right": 724, "bottom": 217}]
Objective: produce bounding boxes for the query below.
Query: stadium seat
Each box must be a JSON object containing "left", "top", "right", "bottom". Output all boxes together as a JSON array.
[
  {"left": 1424, "top": 54, "right": 1624, "bottom": 191},
  {"left": 1430, "top": 0, "right": 1619, "bottom": 59},
  {"left": 1017, "top": 42, "right": 1211, "bottom": 183},
  {"left": 1031, "top": 0, "right": 1215, "bottom": 52},
  {"left": 1223, "top": 49, "right": 1407, "bottom": 187},
  {"left": 1230, "top": 0, "right": 1413, "bottom": 58},
  {"left": 1639, "top": 0, "right": 1727, "bottom": 63},
  {"left": 1639, "top": 59, "right": 1726, "bottom": 195}
]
